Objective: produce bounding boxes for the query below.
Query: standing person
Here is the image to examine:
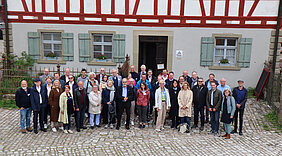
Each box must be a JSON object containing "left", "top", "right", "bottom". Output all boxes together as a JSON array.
[
  {"left": 190, "top": 71, "right": 199, "bottom": 89},
  {"left": 77, "top": 69, "right": 89, "bottom": 85},
  {"left": 30, "top": 78, "right": 48, "bottom": 134},
  {"left": 139, "top": 65, "right": 147, "bottom": 79},
  {"left": 43, "top": 76, "right": 53, "bottom": 129},
  {"left": 15, "top": 80, "right": 32, "bottom": 133},
  {"left": 151, "top": 75, "right": 163, "bottom": 122},
  {"left": 136, "top": 82, "right": 150, "bottom": 128},
  {"left": 101, "top": 80, "right": 116, "bottom": 129},
  {"left": 155, "top": 80, "right": 171, "bottom": 132},
  {"left": 58, "top": 85, "right": 74, "bottom": 134},
  {"left": 159, "top": 69, "right": 169, "bottom": 81},
  {"left": 217, "top": 78, "right": 231, "bottom": 94},
  {"left": 165, "top": 72, "right": 175, "bottom": 89},
  {"left": 65, "top": 75, "right": 78, "bottom": 95},
  {"left": 99, "top": 75, "right": 108, "bottom": 93},
  {"left": 60, "top": 68, "right": 74, "bottom": 83},
  {"left": 39, "top": 68, "right": 53, "bottom": 85},
  {"left": 116, "top": 78, "right": 134, "bottom": 130},
  {"left": 206, "top": 81, "right": 222, "bottom": 137},
  {"left": 74, "top": 81, "right": 89, "bottom": 132},
  {"left": 48, "top": 80, "right": 64, "bottom": 132},
  {"left": 169, "top": 80, "right": 180, "bottom": 129},
  {"left": 191, "top": 78, "right": 208, "bottom": 131},
  {"left": 221, "top": 89, "right": 236, "bottom": 139},
  {"left": 96, "top": 68, "right": 106, "bottom": 83},
  {"left": 136, "top": 73, "right": 152, "bottom": 90},
  {"left": 84, "top": 72, "right": 99, "bottom": 95},
  {"left": 178, "top": 82, "right": 193, "bottom": 133},
  {"left": 126, "top": 73, "right": 136, "bottom": 86},
  {"left": 231, "top": 80, "right": 248, "bottom": 135},
  {"left": 205, "top": 73, "right": 219, "bottom": 123},
  {"left": 88, "top": 85, "right": 102, "bottom": 129},
  {"left": 147, "top": 69, "right": 157, "bottom": 117},
  {"left": 178, "top": 76, "right": 185, "bottom": 88},
  {"left": 129, "top": 78, "right": 137, "bottom": 126},
  {"left": 182, "top": 70, "right": 192, "bottom": 86},
  {"left": 109, "top": 69, "right": 122, "bottom": 89},
  {"left": 53, "top": 73, "right": 65, "bottom": 90},
  {"left": 130, "top": 65, "right": 140, "bottom": 82}
]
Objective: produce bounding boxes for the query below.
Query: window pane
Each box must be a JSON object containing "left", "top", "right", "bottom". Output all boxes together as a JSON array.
[
  {"left": 43, "top": 51, "right": 51, "bottom": 56},
  {"left": 226, "top": 56, "right": 235, "bottom": 64},
  {"left": 54, "top": 44, "right": 62, "bottom": 50},
  {"left": 43, "top": 43, "right": 51, "bottom": 50},
  {"left": 104, "top": 53, "right": 112, "bottom": 59},
  {"left": 104, "top": 45, "right": 112, "bottom": 51},
  {"left": 104, "top": 36, "right": 112, "bottom": 42},
  {"left": 53, "top": 33, "right": 61, "bottom": 41},
  {"left": 54, "top": 51, "right": 62, "bottom": 57},
  {"left": 226, "top": 49, "right": 236, "bottom": 56},
  {"left": 227, "top": 39, "right": 236, "bottom": 46},
  {"left": 215, "top": 49, "right": 224, "bottom": 56},
  {"left": 43, "top": 34, "right": 51, "bottom": 40},
  {"left": 94, "top": 45, "right": 102, "bottom": 51},
  {"left": 93, "top": 52, "right": 100, "bottom": 58},
  {"left": 214, "top": 56, "right": 223, "bottom": 63},
  {"left": 216, "top": 39, "right": 225, "bottom": 46},
  {"left": 93, "top": 35, "right": 102, "bottom": 42}
]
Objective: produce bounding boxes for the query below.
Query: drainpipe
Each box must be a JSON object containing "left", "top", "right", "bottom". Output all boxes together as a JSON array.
[
  {"left": 272, "top": 0, "right": 282, "bottom": 74},
  {"left": 3, "top": 0, "right": 10, "bottom": 66}
]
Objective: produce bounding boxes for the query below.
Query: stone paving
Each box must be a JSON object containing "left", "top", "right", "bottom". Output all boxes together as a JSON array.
[{"left": 0, "top": 98, "right": 281, "bottom": 155}]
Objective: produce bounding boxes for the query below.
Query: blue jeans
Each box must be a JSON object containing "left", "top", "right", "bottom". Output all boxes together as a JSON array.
[
  {"left": 210, "top": 111, "right": 220, "bottom": 133},
  {"left": 90, "top": 114, "right": 100, "bottom": 126},
  {"left": 63, "top": 113, "right": 72, "bottom": 130},
  {"left": 76, "top": 107, "right": 86, "bottom": 129},
  {"left": 180, "top": 117, "right": 191, "bottom": 129},
  {"left": 20, "top": 108, "right": 32, "bottom": 129}
]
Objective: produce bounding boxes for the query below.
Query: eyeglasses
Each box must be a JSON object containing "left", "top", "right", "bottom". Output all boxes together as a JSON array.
[
  {"left": 198, "top": 81, "right": 203, "bottom": 82},
  {"left": 69, "top": 77, "right": 73, "bottom": 79}
]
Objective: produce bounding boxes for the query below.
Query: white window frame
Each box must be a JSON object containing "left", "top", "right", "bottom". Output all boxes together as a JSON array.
[
  {"left": 214, "top": 38, "right": 237, "bottom": 66},
  {"left": 41, "top": 32, "right": 62, "bottom": 60},
  {"left": 92, "top": 33, "right": 113, "bottom": 61}
]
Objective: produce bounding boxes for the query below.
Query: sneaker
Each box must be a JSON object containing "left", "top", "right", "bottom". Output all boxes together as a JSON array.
[
  {"left": 231, "top": 130, "right": 237, "bottom": 134},
  {"left": 216, "top": 132, "right": 221, "bottom": 137},
  {"left": 68, "top": 130, "right": 73, "bottom": 134},
  {"left": 161, "top": 127, "right": 165, "bottom": 130},
  {"left": 239, "top": 132, "right": 243, "bottom": 136},
  {"left": 130, "top": 121, "right": 134, "bottom": 126},
  {"left": 59, "top": 127, "right": 64, "bottom": 131},
  {"left": 110, "top": 124, "right": 114, "bottom": 129},
  {"left": 208, "top": 130, "right": 214, "bottom": 135},
  {"left": 155, "top": 129, "right": 161, "bottom": 132},
  {"left": 138, "top": 125, "right": 143, "bottom": 128},
  {"left": 44, "top": 124, "right": 47, "bottom": 129},
  {"left": 63, "top": 130, "right": 68, "bottom": 134},
  {"left": 91, "top": 126, "right": 94, "bottom": 129},
  {"left": 142, "top": 125, "right": 145, "bottom": 128},
  {"left": 104, "top": 124, "right": 108, "bottom": 129},
  {"left": 51, "top": 127, "right": 57, "bottom": 132},
  {"left": 200, "top": 126, "right": 204, "bottom": 131},
  {"left": 191, "top": 125, "right": 197, "bottom": 129}
]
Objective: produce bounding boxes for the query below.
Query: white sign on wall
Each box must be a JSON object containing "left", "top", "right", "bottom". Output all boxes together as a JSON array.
[{"left": 176, "top": 50, "right": 183, "bottom": 58}]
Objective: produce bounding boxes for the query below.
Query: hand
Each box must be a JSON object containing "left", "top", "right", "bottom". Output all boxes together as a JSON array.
[
  {"left": 236, "top": 104, "right": 241, "bottom": 109},
  {"left": 230, "top": 116, "right": 233, "bottom": 119},
  {"left": 213, "top": 108, "right": 216, "bottom": 112},
  {"left": 107, "top": 102, "right": 111, "bottom": 105},
  {"left": 168, "top": 107, "right": 171, "bottom": 111},
  {"left": 156, "top": 108, "right": 159, "bottom": 112},
  {"left": 76, "top": 108, "right": 79, "bottom": 111},
  {"left": 209, "top": 108, "right": 212, "bottom": 112},
  {"left": 61, "top": 111, "right": 64, "bottom": 114},
  {"left": 124, "top": 97, "right": 128, "bottom": 101},
  {"left": 97, "top": 104, "right": 100, "bottom": 106},
  {"left": 20, "top": 107, "right": 24, "bottom": 110},
  {"left": 182, "top": 106, "right": 187, "bottom": 109}
]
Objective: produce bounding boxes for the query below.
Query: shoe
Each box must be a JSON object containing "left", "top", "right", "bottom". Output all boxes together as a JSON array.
[
  {"left": 124, "top": 121, "right": 126, "bottom": 125},
  {"left": 40, "top": 129, "right": 47, "bottom": 132},
  {"left": 239, "top": 132, "right": 243, "bottom": 136},
  {"left": 44, "top": 124, "right": 47, "bottom": 129},
  {"left": 208, "top": 130, "right": 214, "bottom": 135},
  {"left": 91, "top": 126, "right": 94, "bottom": 129},
  {"left": 110, "top": 124, "right": 114, "bottom": 129},
  {"left": 96, "top": 125, "right": 101, "bottom": 128},
  {"left": 185, "top": 129, "right": 190, "bottom": 133},
  {"left": 126, "top": 126, "right": 130, "bottom": 130},
  {"left": 205, "top": 119, "right": 209, "bottom": 123},
  {"left": 59, "top": 127, "right": 64, "bottom": 131},
  {"left": 34, "top": 130, "right": 38, "bottom": 134},
  {"left": 68, "top": 130, "right": 73, "bottom": 134},
  {"left": 52, "top": 127, "right": 57, "bottom": 132},
  {"left": 155, "top": 129, "right": 161, "bottom": 132},
  {"left": 171, "top": 125, "right": 175, "bottom": 129},
  {"left": 116, "top": 126, "right": 120, "bottom": 130},
  {"left": 222, "top": 133, "right": 227, "bottom": 137},
  {"left": 81, "top": 126, "right": 87, "bottom": 129},
  {"left": 26, "top": 127, "right": 33, "bottom": 132},
  {"left": 85, "top": 113, "right": 88, "bottom": 118},
  {"left": 21, "top": 129, "right": 26, "bottom": 133},
  {"left": 191, "top": 125, "right": 197, "bottom": 129},
  {"left": 225, "top": 134, "right": 231, "bottom": 139},
  {"left": 142, "top": 125, "right": 145, "bottom": 128},
  {"left": 77, "top": 129, "right": 81, "bottom": 132},
  {"left": 104, "top": 124, "right": 108, "bottom": 129},
  {"left": 138, "top": 125, "right": 142, "bottom": 128},
  {"left": 63, "top": 130, "right": 68, "bottom": 134},
  {"left": 161, "top": 127, "right": 164, "bottom": 130},
  {"left": 216, "top": 132, "right": 221, "bottom": 137},
  {"left": 200, "top": 126, "right": 204, "bottom": 131},
  {"left": 130, "top": 121, "right": 134, "bottom": 126},
  {"left": 231, "top": 130, "right": 237, "bottom": 134}
]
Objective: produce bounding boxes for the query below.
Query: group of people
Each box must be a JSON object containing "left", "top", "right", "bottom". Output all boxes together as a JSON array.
[{"left": 15, "top": 65, "right": 248, "bottom": 139}]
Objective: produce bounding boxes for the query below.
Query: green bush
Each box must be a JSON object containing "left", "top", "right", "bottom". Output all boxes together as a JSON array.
[
  {"left": 0, "top": 99, "right": 17, "bottom": 109},
  {"left": 264, "top": 111, "right": 282, "bottom": 132},
  {"left": 247, "top": 87, "right": 255, "bottom": 98}
]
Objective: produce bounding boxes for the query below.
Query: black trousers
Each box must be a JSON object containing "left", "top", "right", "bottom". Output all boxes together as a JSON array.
[
  {"left": 44, "top": 104, "right": 51, "bottom": 125},
  {"left": 102, "top": 103, "right": 109, "bottom": 124},
  {"left": 171, "top": 115, "right": 180, "bottom": 128},
  {"left": 234, "top": 108, "right": 245, "bottom": 132},
  {"left": 205, "top": 107, "right": 209, "bottom": 121},
  {"left": 33, "top": 105, "right": 46, "bottom": 131},
  {"left": 194, "top": 106, "right": 205, "bottom": 127},
  {"left": 149, "top": 97, "right": 155, "bottom": 115},
  {"left": 117, "top": 101, "right": 131, "bottom": 127},
  {"left": 76, "top": 106, "right": 86, "bottom": 129}
]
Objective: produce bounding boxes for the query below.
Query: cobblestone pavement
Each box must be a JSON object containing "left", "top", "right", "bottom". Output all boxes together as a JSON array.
[{"left": 0, "top": 98, "right": 281, "bottom": 155}]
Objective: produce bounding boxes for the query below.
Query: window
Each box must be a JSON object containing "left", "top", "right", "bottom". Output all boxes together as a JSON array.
[
  {"left": 214, "top": 38, "right": 237, "bottom": 66},
  {"left": 42, "top": 32, "right": 62, "bottom": 60},
  {"left": 92, "top": 34, "right": 113, "bottom": 60}
]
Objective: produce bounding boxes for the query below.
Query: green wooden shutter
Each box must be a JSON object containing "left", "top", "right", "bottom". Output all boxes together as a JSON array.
[
  {"left": 62, "top": 33, "right": 74, "bottom": 61},
  {"left": 28, "top": 32, "right": 40, "bottom": 60},
  {"left": 113, "top": 34, "right": 126, "bottom": 63},
  {"left": 78, "top": 33, "right": 91, "bottom": 62},
  {"left": 200, "top": 37, "right": 214, "bottom": 66},
  {"left": 238, "top": 38, "right": 252, "bottom": 68}
]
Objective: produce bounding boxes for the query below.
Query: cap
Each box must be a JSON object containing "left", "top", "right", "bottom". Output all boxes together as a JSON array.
[
  {"left": 34, "top": 78, "right": 41, "bottom": 82},
  {"left": 237, "top": 80, "right": 244, "bottom": 83}
]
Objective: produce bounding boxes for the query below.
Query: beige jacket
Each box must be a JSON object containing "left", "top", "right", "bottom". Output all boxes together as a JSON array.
[
  {"left": 88, "top": 91, "right": 102, "bottom": 114},
  {"left": 178, "top": 89, "right": 193, "bottom": 117},
  {"left": 58, "top": 92, "right": 74, "bottom": 124}
]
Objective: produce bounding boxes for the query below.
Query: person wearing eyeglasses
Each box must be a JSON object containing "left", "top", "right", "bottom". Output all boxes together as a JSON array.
[
  {"left": 65, "top": 75, "right": 78, "bottom": 95},
  {"left": 96, "top": 68, "right": 106, "bottom": 84}
]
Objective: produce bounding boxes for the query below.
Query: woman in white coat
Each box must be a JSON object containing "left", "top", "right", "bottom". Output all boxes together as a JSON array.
[
  {"left": 89, "top": 84, "right": 102, "bottom": 129},
  {"left": 155, "top": 80, "right": 171, "bottom": 132},
  {"left": 178, "top": 81, "right": 193, "bottom": 133}
]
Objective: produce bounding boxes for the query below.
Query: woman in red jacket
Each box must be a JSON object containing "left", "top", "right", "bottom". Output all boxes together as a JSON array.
[{"left": 136, "top": 82, "right": 150, "bottom": 128}]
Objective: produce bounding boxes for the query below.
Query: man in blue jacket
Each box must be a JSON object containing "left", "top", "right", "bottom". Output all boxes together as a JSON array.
[
  {"left": 30, "top": 78, "right": 48, "bottom": 134},
  {"left": 231, "top": 80, "right": 248, "bottom": 135},
  {"left": 136, "top": 74, "right": 152, "bottom": 90}
]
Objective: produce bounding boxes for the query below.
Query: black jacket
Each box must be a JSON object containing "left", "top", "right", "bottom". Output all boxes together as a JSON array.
[
  {"left": 130, "top": 72, "right": 140, "bottom": 82},
  {"left": 168, "top": 87, "right": 180, "bottom": 117},
  {"left": 74, "top": 88, "right": 89, "bottom": 110},
  {"left": 165, "top": 79, "right": 176, "bottom": 89},
  {"left": 60, "top": 75, "right": 76, "bottom": 83},
  {"left": 65, "top": 81, "right": 78, "bottom": 95},
  {"left": 192, "top": 85, "right": 208, "bottom": 108},
  {"left": 116, "top": 86, "right": 134, "bottom": 104},
  {"left": 15, "top": 87, "right": 31, "bottom": 108},
  {"left": 206, "top": 89, "right": 222, "bottom": 112},
  {"left": 232, "top": 87, "right": 248, "bottom": 109},
  {"left": 30, "top": 85, "right": 48, "bottom": 111}
]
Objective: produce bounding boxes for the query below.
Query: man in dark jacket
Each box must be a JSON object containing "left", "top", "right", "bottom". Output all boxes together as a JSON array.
[
  {"left": 192, "top": 78, "right": 208, "bottom": 131},
  {"left": 165, "top": 72, "right": 176, "bottom": 89},
  {"left": 116, "top": 78, "right": 134, "bottom": 130},
  {"left": 130, "top": 65, "right": 140, "bottom": 82},
  {"left": 15, "top": 80, "right": 33, "bottom": 133},
  {"left": 147, "top": 69, "right": 157, "bottom": 117},
  {"left": 206, "top": 81, "right": 222, "bottom": 137},
  {"left": 231, "top": 80, "right": 248, "bottom": 135},
  {"left": 74, "top": 81, "right": 89, "bottom": 132},
  {"left": 30, "top": 78, "right": 48, "bottom": 134}
]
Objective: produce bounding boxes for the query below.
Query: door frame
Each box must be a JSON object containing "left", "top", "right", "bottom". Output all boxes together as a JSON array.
[{"left": 133, "top": 30, "right": 173, "bottom": 72}]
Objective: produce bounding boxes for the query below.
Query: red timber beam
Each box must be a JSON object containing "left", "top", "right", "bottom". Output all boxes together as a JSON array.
[
  {"left": 96, "top": 0, "right": 101, "bottom": 15},
  {"left": 247, "top": 0, "right": 260, "bottom": 16},
  {"left": 31, "top": 0, "right": 35, "bottom": 12},
  {"left": 223, "top": 0, "right": 230, "bottom": 24},
  {"left": 54, "top": 0, "right": 58, "bottom": 13},
  {"left": 125, "top": 0, "right": 129, "bottom": 15},
  {"left": 111, "top": 0, "right": 115, "bottom": 14},
  {"left": 210, "top": 0, "right": 216, "bottom": 16},
  {"left": 167, "top": 0, "right": 171, "bottom": 16},
  {"left": 41, "top": 0, "right": 46, "bottom": 13},
  {"left": 66, "top": 0, "right": 70, "bottom": 13},
  {"left": 199, "top": 0, "right": 206, "bottom": 24},
  {"left": 133, "top": 0, "right": 140, "bottom": 15},
  {"left": 239, "top": 0, "right": 245, "bottom": 24},
  {"left": 154, "top": 0, "right": 158, "bottom": 16},
  {"left": 21, "top": 0, "right": 29, "bottom": 12}
]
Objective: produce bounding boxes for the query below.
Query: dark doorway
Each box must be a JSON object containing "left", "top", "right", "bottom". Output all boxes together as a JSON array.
[{"left": 139, "top": 36, "right": 168, "bottom": 76}]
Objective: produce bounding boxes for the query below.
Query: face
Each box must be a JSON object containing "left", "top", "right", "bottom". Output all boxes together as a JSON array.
[
  {"left": 100, "top": 68, "right": 105, "bottom": 74},
  {"left": 163, "top": 70, "right": 167, "bottom": 75},
  {"left": 78, "top": 82, "right": 83, "bottom": 89},
  {"left": 112, "top": 70, "right": 117, "bottom": 77},
  {"left": 179, "top": 77, "right": 184, "bottom": 83},
  {"left": 54, "top": 81, "right": 60, "bottom": 88},
  {"left": 89, "top": 74, "right": 95, "bottom": 80},
  {"left": 69, "top": 76, "right": 74, "bottom": 82},
  {"left": 44, "top": 69, "right": 49, "bottom": 76},
  {"left": 183, "top": 84, "right": 188, "bottom": 90},
  {"left": 65, "top": 68, "right": 70, "bottom": 76},
  {"left": 81, "top": 71, "right": 86, "bottom": 76},
  {"left": 169, "top": 73, "right": 174, "bottom": 79},
  {"left": 141, "top": 83, "right": 145, "bottom": 90},
  {"left": 122, "top": 79, "right": 127, "bottom": 87},
  {"left": 238, "top": 81, "right": 244, "bottom": 87},
  {"left": 35, "top": 81, "right": 41, "bottom": 86},
  {"left": 192, "top": 72, "right": 197, "bottom": 79},
  {"left": 127, "top": 73, "right": 132, "bottom": 79},
  {"left": 108, "top": 81, "right": 113, "bottom": 87},
  {"left": 157, "top": 76, "right": 162, "bottom": 82},
  {"left": 198, "top": 79, "right": 203, "bottom": 85},
  {"left": 129, "top": 80, "right": 134, "bottom": 85},
  {"left": 160, "top": 82, "right": 165, "bottom": 88},
  {"left": 65, "top": 87, "right": 70, "bottom": 93},
  {"left": 173, "top": 81, "right": 178, "bottom": 88},
  {"left": 103, "top": 75, "right": 108, "bottom": 82},
  {"left": 46, "top": 78, "right": 52, "bottom": 84},
  {"left": 211, "top": 83, "right": 216, "bottom": 90},
  {"left": 209, "top": 75, "right": 214, "bottom": 81},
  {"left": 224, "top": 91, "right": 230, "bottom": 97},
  {"left": 141, "top": 66, "right": 145, "bottom": 72},
  {"left": 93, "top": 86, "right": 98, "bottom": 92},
  {"left": 130, "top": 66, "right": 135, "bottom": 72},
  {"left": 21, "top": 81, "right": 27, "bottom": 89},
  {"left": 54, "top": 74, "right": 60, "bottom": 80},
  {"left": 148, "top": 70, "right": 152, "bottom": 76},
  {"left": 183, "top": 71, "right": 188, "bottom": 77},
  {"left": 220, "top": 79, "right": 226, "bottom": 86},
  {"left": 141, "top": 75, "right": 146, "bottom": 81}
]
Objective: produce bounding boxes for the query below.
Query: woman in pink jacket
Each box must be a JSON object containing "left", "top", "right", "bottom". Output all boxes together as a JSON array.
[{"left": 136, "top": 82, "right": 150, "bottom": 128}]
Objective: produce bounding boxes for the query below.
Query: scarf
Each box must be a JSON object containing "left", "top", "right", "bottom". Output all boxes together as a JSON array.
[{"left": 106, "top": 86, "right": 115, "bottom": 102}]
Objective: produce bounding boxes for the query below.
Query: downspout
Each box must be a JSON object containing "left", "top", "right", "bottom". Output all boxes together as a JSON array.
[{"left": 3, "top": 0, "right": 9, "bottom": 65}]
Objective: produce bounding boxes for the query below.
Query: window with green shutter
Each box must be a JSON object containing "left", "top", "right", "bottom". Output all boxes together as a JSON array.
[
  {"left": 200, "top": 37, "right": 214, "bottom": 66},
  {"left": 113, "top": 34, "right": 126, "bottom": 63},
  {"left": 28, "top": 32, "right": 40, "bottom": 60},
  {"left": 78, "top": 33, "right": 91, "bottom": 62},
  {"left": 62, "top": 33, "right": 74, "bottom": 61},
  {"left": 41, "top": 32, "right": 62, "bottom": 61},
  {"left": 238, "top": 38, "right": 252, "bottom": 68}
]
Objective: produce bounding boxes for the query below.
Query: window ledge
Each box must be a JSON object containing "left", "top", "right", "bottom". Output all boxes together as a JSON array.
[
  {"left": 87, "top": 61, "right": 117, "bottom": 66},
  {"left": 36, "top": 60, "right": 66, "bottom": 64},
  {"left": 208, "top": 66, "right": 241, "bottom": 71}
]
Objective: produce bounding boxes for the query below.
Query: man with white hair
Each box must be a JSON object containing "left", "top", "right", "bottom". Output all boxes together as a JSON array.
[
  {"left": 60, "top": 68, "right": 74, "bottom": 83},
  {"left": 109, "top": 69, "right": 122, "bottom": 89},
  {"left": 39, "top": 68, "right": 53, "bottom": 84},
  {"left": 190, "top": 71, "right": 199, "bottom": 89},
  {"left": 96, "top": 68, "right": 106, "bottom": 83},
  {"left": 181, "top": 70, "right": 192, "bottom": 86},
  {"left": 130, "top": 65, "right": 140, "bottom": 82},
  {"left": 217, "top": 78, "right": 231, "bottom": 95},
  {"left": 84, "top": 72, "right": 99, "bottom": 95},
  {"left": 139, "top": 65, "right": 147, "bottom": 79}
]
